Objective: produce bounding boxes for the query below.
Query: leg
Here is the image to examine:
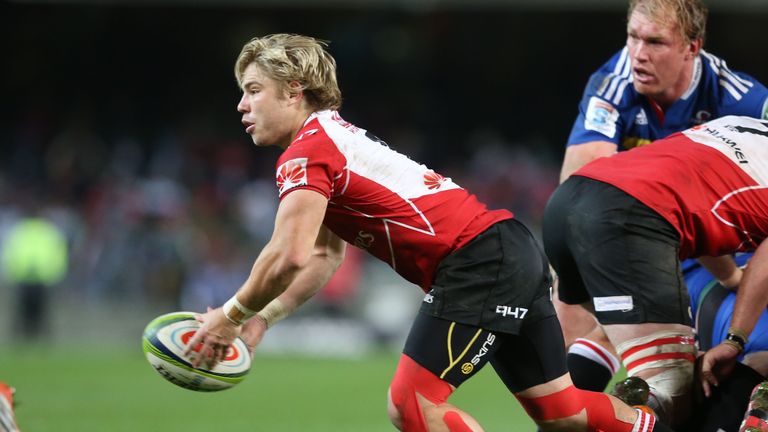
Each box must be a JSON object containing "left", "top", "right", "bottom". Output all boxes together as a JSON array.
[
  {"left": 492, "top": 314, "right": 667, "bottom": 431},
  {"left": 567, "top": 312, "right": 621, "bottom": 392},
  {"left": 387, "top": 354, "right": 483, "bottom": 432},
  {"left": 543, "top": 181, "right": 621, "bottom": 393},
  {"left": 387, "top": 313, "right": 494, "bottom": 432},
  {"left": 605, "top": 323, "right": 696, "bottom": 426}
]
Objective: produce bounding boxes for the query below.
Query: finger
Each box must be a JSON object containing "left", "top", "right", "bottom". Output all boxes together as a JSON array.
[
  {"left": 183, "top": 329, "right": 204, "bottom": 356},
  {"left": 701, "top": 377, "right": 711, "bottom": 398},
  {"left": 703, "top": 370, "right": 718, "bottom": 397}
]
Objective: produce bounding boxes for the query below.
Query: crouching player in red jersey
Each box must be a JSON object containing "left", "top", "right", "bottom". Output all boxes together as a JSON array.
[
  {"left": 184, "top": 34, "right": 665, "bottom": 431},
  {"left": 543, "top": 115, "right": 768, "bottom": 429}
]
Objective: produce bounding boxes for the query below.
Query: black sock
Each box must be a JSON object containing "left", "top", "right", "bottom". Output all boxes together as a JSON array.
[{"left": 567, "top": 353, "right": 613, "bottom": 392}]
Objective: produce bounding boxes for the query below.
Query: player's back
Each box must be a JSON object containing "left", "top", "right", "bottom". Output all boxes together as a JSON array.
[{"left": 575, "top": 115, "right": 768, "bottom": 258}]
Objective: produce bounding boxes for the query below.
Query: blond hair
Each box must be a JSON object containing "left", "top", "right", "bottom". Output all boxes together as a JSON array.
[
  {"left": 235, "top": 34, "right": 342, "bottom": 111},
  {"left": 628, "top": 0, "right": 708, "bottom": 44}
]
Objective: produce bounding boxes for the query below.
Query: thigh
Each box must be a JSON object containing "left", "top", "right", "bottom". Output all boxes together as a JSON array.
[
  {"left": 402, "top": 311, "right": 500, "bottom": 388},
  {"left": 489, "top": 313, "right": 569, "bottom": 394},
  {"left": 543, "top": 178, "right": 590, "bottom": 305}
]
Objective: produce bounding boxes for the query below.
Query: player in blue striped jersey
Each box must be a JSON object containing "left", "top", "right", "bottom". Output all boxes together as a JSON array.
[
  {"left": 566, "top": 47, "right": 768, "bottom": 154},
  {"left": 552, "top": 0, "right": 768, "bottom": 427}
]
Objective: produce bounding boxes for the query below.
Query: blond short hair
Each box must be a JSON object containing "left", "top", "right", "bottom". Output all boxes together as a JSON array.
[
  {"left": 628, "top": 0, "right": 708, "bottom": 44},
  {"left": 235, "top": 34, "right": 342, "bottom": 111}
]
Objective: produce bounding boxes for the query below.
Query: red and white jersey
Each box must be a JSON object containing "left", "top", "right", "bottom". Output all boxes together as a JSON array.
[
  {"left": 576, "top": 115, "right": 768, "bottom": 258},
  {"left": 275, "top": 110, "right": 513, "bottom": 290}
]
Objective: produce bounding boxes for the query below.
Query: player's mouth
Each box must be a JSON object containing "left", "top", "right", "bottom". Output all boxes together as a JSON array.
[
  {"left": 633, "top": 68, "right": 654, "bottom": 84},
  {"left": 242, "top": 120, "right": 255, "bottom": 134}
]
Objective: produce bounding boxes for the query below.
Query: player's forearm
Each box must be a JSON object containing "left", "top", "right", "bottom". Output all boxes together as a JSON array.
[
  {"left": 729, "top": 242, "right": 768, "bottom": 337},
  {"left": 235, "top": 242, "right": 310, "bottom": 313},
  {"left": 559, "top": 141, "right": 617, "bottom": 183},
  {"left": 260, "top": 252, "right": 344, "bottom": 327},
  {"left": 698, "top": 255, "right": 742, "bottom": 289}
]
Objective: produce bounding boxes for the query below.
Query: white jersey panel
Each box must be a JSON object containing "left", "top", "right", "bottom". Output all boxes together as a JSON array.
[
  {"left": 314, "top": 112, "right": 461, "bottom": 200},
  {"left": 683, "top": 116, "right": 768, "bottom": 186}
]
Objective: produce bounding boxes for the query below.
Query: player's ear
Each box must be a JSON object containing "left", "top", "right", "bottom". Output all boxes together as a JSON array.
[
  {"left": 286, "top": 81, "right": 304, "bottom": 105},
  {"left": 686, "top": 37, "right": 703, "bottom": 59}
]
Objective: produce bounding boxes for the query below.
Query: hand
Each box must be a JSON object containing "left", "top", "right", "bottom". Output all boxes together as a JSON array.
[
  {"left": 240, "top": 315, "right": 269, "bottom": 357},
  {"left": 699, "top": 342, "right": 740, "bottom": 397},
  {"left": 183, "top": 306, "right": 241, "bottom": 369}
]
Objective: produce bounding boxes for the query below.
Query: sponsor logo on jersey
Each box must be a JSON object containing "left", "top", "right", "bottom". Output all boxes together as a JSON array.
[
  {"left": 701, "top": 125, "right": 750, "bottom": 164},
  {"left": 495, "top": 305, "right": 528, "bottom": 319},
  {"left": 276, "top": 158, "right": 308, "bottom": 195},
  {"left": 584, "top": 96, "right": 619, "bottom": 138},
  {"left": 693, "top": 110, "right": 712, "bottom": 125},
  {"left": 634, "top": 109, "right": 648, "bottom": 126},
  {"left": 354, "top": 230, "right": 375, "bottom": 249},
  {"left": 463, "top": 333, "right": 496, "bottom": 374},
  {"left": 423, "top": 170, "right": 447, "bottom": 190},
  {"left": 593, "top": 295, "right": 633, "bottom": 312}
]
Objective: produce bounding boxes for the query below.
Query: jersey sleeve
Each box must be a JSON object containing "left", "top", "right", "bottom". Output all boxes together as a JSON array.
[
  {"left": 720, "top": 72, "right": 768, "bottom": 120},
  {"left": 566, "top": 49, "right": 632, "bottom": 147},
  {"left": 275, "top": 133, "right": 346, "bottom": 200}
]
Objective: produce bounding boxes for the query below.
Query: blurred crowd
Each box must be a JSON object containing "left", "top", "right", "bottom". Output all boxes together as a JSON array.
[{"left": 0, "top": 103, "right": 559, "bottom": 342}]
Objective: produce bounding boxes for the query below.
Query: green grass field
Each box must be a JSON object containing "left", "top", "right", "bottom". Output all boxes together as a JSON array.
[{"left": 1, "top": 346, "right": 535, "bottom": 431}]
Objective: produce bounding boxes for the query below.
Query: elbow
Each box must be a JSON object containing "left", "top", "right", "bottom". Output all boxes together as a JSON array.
[{"left": 328, "top": 248, "right": 345, "bottom": 272}]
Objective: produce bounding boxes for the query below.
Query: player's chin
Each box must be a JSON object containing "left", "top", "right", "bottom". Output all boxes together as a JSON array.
[{"left": 632, "top": 82, "right": 658, "bottom": 96}]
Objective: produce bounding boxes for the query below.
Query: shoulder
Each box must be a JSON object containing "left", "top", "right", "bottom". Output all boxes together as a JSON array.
[
  {"left": 699, "top": 51, "right": 768, "bottom": 106},
  {"left": 582, "top": 47, "right": 639, "bottom": 107}
]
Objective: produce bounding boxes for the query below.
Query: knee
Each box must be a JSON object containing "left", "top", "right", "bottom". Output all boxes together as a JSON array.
[{"left": 388, "top": 354, "right": 455, "bottom": 431}]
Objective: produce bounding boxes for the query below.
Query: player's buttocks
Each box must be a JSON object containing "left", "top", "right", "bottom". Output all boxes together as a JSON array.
[{"left": 422, "top": 219, "right": 554, "bottom": 335}]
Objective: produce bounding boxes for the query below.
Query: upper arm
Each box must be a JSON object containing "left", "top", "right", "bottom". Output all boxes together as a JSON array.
[
  {"left": 559, "top": 140, "right": 617, "bottom": 182},
  {"left": 314, "top": 225, "right": 347, "bottom": 266},
  {"left": 270, "top": 189, "right": 330, "bottom": 266}
]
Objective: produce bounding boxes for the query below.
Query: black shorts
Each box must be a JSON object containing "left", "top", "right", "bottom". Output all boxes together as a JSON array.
[
  {"left": 403, "top": 311, "right": 568, "bottom": 393},
  {"left": 419, "top": 218, "right": 555, "bottom": 334},
  {"left": 542, "top": 176, "right": 691, "bottom": 326}
]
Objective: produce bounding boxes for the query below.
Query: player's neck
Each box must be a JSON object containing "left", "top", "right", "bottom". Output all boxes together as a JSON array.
[
  {"left": 281, "top": 108, "right": 317, "bottom": 149},
  {"left": 651, "top": 58, "right": 696, "bottom": 111}
]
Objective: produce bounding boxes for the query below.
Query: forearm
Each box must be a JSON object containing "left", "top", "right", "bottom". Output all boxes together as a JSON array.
[
  {"left": 559, "top": 141, "right": 617, "bottom": 183},
  {"left": 698, "top": 255, "right": 742, "bottom": 289},
  {"left": 257, "top": 253, "right": 342, "bottom": 327},
  {"left": 729, "top": 242, "right": 768, "bottom": 337}
]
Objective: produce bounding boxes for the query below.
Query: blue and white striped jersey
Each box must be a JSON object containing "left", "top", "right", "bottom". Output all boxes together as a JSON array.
[{"left": 567, "top": 47, "right": 768, "bottom": 150}]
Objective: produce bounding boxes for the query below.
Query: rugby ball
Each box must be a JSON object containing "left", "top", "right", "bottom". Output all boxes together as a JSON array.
[{"left": 142, "top": 311, "right": 252, "bottom": 392}]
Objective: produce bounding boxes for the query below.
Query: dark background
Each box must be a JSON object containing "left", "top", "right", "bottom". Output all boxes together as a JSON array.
[{"left": 1, "top": 1, "right": 767, "bottom": 313}]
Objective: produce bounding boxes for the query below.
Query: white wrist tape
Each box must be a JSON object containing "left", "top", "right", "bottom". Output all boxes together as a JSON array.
[
  {"left": 256, "top": 299, "right": 289, "bottom": 329},
  {"left": 223, "top": 295, "right": 258, "bottom": 326}
]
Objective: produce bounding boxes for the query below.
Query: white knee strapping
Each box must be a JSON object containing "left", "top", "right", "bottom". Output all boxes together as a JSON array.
[
  {"left": 616, "top": 331, "right": 695, "bottom": 398},
  {"left": 569, "top": 338, "right": 621, "bottom": 375}
]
